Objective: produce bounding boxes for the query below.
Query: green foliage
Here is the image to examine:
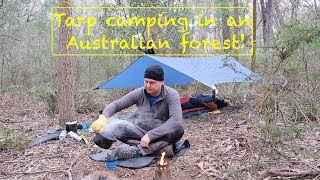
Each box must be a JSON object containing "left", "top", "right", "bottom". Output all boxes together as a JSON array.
[
  {"left": 0, "top": 128, "right": 32, "bottom": 151},
  {"left": 272, "top": 21, "right": 320, "bottom": 60},
  {"left": 28, "top": 83, "right": 58, "bottom": 116},
  {"left": 29, "top": 84, "right": 100, "bottom": 115},
  {"left": 260, "top": 84, "right": 278, "bottom": 121},
  {"left": 308, "top": 35, "right": 320, "bottom": 50},
  {"left": 283, "top": 57, "right": 303, "bottom": 78},
  {"left": 239, "top": 112, "right": 252, "bottom": 122},
  {"left": 75, "top": 90, "right": 98, "bottom": 114},
  {"left": 73, "top": 57, "right": 131, "bottom": 91},
  {"left": 287, "top": 96, "right": 318, "bottom": 122},
  {"left": 259, "top": 123, "right": 301, "bottom": 144},
  {"left": 0, "top": 0, "right": 54, "bottom": 90},
  {"left": 311, "top": 72, "right": 320, "bottom": 82}
]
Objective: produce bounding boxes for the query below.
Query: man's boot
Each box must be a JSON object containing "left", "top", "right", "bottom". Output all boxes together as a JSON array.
[
  {"left": 114, "top": 145, "right": 142, "bottom": 160},
  {"left": 156, "top": 144, "right": 174, "bottom": 158}
]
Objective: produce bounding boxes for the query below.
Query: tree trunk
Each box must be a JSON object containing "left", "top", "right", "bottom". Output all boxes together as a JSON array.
[
  {"left": 222, "top": 11, "right": 231, "bottom": 43},
  {"left": 233, "top": 0, "right": 239, "bottom": 60},
  {"left": 290, "top": 0, "right": 299, "bottom": 20},
  {"left": 183, "top": 0, "right": 187, "bottom": 6},
  {"left": 1, "top": 53, "right": 4, "bottom": 91},
  {"left": 57, "top": 0, "right": 75, "bottom": 125},
  {"left": 315, "top": 0, "right": 319, "bottom": 17},
  {"left": 260, "top": 0, "right": 266, "bottom": 44},
  {"left": 251, "top": 0, "right": 257, "bottom": 72},
  {"left": 274, "top": 0, "right": 284, "bottom": 29},
  {"left": 232, "top": 0, "right": 240, "bottom": 93},
  {"left": 260, "top": 0, "right": 274, "bottom": 45}
]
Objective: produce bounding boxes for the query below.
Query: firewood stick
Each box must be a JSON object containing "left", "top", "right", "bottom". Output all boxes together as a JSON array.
[{"left": 264, "top": 170, "right": 319, "bottom": 178}]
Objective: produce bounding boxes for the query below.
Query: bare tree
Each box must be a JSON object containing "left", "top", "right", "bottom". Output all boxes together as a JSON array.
[
  {"left": 222, "top": 10, "right": 231, "bottom": 47},
  {"left": 233, "top": 0, "right": 239, "bottom": 60},
  {"left": 0, "top": 48, "right": 4, "bottom": 90},
  {"left": 290, "top": 0, "right": 300, "bottom": 20},
  {"left": 57, "top": 0, "right": 75, "bottom": 125},
  {"left": 315, "top": 0, "right": 319, "bottom": 17},
  {"left": 274, "top": 0, "right": 285, "bottom": 29},
  {"left": 260, "top": 0, "right": 274, "bottom": 44},
  {"left": 251, "top": 0, "right": 257, "bottom": 72}
]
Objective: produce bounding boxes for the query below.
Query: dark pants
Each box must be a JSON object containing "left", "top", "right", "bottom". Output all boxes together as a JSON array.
[{"left": 93, "top": 119, "right": 184, "bottom": 155}]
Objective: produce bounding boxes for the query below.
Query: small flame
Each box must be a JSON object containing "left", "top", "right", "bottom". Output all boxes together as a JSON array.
[{"left": 159, "top": 152, "right": 166, "bottom": 165}]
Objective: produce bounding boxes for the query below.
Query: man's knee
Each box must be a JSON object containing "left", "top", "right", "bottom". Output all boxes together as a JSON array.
[
  {"left": 107, "top": 122, "right": 143, "bottom": 142},
  {"left": 174, "top": 125, "right": 184, "bottom": 141},
  {"left": 93, "top": 134, "right": 114, "bottom": 149},
  {"left": 167, "top": 125, "right": 184, "bottom": 144}
]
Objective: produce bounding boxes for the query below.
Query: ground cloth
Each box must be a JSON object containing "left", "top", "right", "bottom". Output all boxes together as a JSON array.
[{"left": 89, "top": 140, "right": 190, "bottom": 169}]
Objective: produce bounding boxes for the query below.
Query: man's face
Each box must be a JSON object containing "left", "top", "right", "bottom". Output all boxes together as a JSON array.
[{"left": 144, "top": 78, "right": 163, "bottom": 96}]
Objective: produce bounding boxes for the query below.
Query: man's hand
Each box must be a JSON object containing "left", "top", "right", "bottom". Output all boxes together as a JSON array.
[
  {"left": 90, "top": 115, "right": 108, "bottom": 133},
  {"left": 140, "top": 134, "right": 150, "bottom": 148}
]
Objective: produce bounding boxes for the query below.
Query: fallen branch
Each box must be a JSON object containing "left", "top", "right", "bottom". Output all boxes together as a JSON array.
[
  {"left": 264, "top": 169, "right": 320, "bottom": 178},
  {"left": 0, "top": 35, "right": 22, "bottom": 42},
  {"left": 295, "top": 101, "right": 311, "bottom": 122},
  {"left": 67, "top": 153, "right": 81, "bottom": 180},
  {"left": 271, "top": 145, "right": 293, "bottom": 159},
  {"left": 300, "top": 159, "right": 320, "bottom": 172},
  {"left": 1, "top": 169, "right": 65, "bottom": 175}
]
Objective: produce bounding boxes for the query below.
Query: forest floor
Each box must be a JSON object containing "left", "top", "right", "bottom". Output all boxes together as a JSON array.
[{"left": 1, "top": 90, "right": 320, "bottom": 180}]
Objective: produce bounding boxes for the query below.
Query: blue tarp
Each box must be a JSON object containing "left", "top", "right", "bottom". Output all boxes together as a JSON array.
[{"left": 97, "top": 56, "right": 261, "bottom": 89}]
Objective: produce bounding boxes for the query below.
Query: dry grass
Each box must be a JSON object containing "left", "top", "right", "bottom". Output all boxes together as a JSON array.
[{"left": 0, "top": 90, "right": 319, "bottom": 180}]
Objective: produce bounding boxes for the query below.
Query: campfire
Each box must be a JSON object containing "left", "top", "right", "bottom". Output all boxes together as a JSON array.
[
  {"left": 155, "top": 152, "right": 171, "bottom": 180},
  {"left": 157, "top": 152, "right": 169, "bottom": 170}
]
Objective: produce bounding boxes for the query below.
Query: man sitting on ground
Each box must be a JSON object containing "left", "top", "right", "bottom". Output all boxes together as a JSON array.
[{"left": 91, "top": 65, "right": 184, "bottom": 159}]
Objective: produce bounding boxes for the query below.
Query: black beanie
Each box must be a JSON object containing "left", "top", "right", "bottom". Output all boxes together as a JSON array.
[{"left": 144, "top": 65, "right": 164, "bottom": 81}]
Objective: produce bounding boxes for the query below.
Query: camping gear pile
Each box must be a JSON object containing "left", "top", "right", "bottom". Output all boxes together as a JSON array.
[{"left": 181, "top": 93, "right": 232, "bottom": 118}]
